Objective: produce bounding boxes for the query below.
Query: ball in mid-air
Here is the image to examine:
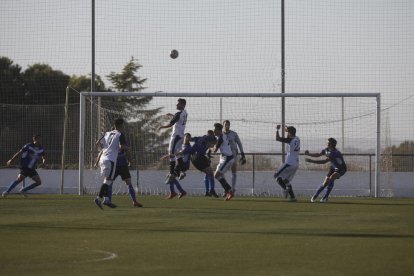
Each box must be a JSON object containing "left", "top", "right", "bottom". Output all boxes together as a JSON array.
[{"left": 170, "top": 49, "right": 179, "bottom": 59}]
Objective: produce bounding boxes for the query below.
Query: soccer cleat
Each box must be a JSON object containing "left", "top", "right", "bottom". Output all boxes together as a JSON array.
[
  {"left": 320, "top": 197, "right": 329, "bottom": 203},
  {"left": 209, "top": 189, "right": 219, "bottom": 198},
  {"left": 2, "top": 191, "right": 8, "bottom": 198},
  {"left": 103, "top": 201, "right": 117, "bottom": 208},
  {"left": 18, "top": 189, "right": 28, "bottom": 198},
  {"left": 166, "top": 192, "right": 177, "bottom": 199},
  {"left": 225, "top": 191, "right": 234, "bottom": 201},
  {"left": 310, "top": 196, "right": 317, "bottom": 203},
  {"left": 288, "top": 197, "right": 297, "bottom": 202},
  {"left": 204, "top": 191, "right": 211, "bottom": 197},
  {"left": 94, "top": 198, "right": 103, "bottom": 210},
  {"left": 178, "top": 191, "right": 187, "bottom": 199},
  {"left": 178, "top": 172, "right": 186, "bottom": 180},
  {"left": 282, "top": 189, "right": 288, "bottom": 198},
  {"left": 133, "top": 201, "right": 143, "bottom": 207}
]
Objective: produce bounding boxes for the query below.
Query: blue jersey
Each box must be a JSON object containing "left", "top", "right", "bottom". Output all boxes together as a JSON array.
[
  {"left": 190, "top": 135, "right": 215, "bottom": 157},
  {"left": 116, "top": 140, "right": 129, "bottom": 167},
  {"left": 321, "top": 148, "right": 347, "bottom": 171},
  {"left": 20, "top": 143, "right": 45, "bottom": 169},
  {"left": 181, "top": 143, "right": 192, "bottom": 162},
  {"left": 116, "top": 149, "right": 129, "bottom": 167}
]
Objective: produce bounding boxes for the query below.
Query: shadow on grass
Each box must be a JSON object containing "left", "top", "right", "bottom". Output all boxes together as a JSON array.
[
  {"left": 3, "top": 223, "right": 414, "bottom": 239},
  {"left": 235, "top": 198, "right": 414, "bottom": 206}
]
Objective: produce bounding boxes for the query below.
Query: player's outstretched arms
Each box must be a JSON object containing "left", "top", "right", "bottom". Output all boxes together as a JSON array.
[
  {"left": 304, "top": 150, "right": 323, "bottom": 158},
  {"left": 6, "top": 150, "right": 22, "bottom": 167},
  {"left": 305, "top": 158, "right": 328, "bottom": 164}
]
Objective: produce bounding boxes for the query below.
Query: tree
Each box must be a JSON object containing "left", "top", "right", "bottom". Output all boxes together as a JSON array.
[
  {"left": 23, "top": 63, "right": 70, "bottom": 104},
  {"left": 0, "top": 56, "right": 25, "bottom": 104},
  {"left": 86, "top": 57, "right": 168, "bottom": 167},
  {"left": 385, "top": 141, "right": 414, "bottom": 172}
]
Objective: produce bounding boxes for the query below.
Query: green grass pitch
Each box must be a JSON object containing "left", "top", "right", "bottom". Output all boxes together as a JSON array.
[{"left": 1, "top": 194, "right": 413, "bottom": 276}]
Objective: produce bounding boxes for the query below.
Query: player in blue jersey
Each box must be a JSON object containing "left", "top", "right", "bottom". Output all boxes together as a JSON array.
[
  {"left": 274, "top": 125, "right": 300, "bottom": 202},
  {"left": 211, "top": 123, "right": 235, "bottom": 201},
  {"left": 2, "top": 134, "right": 46, "bottom": 197},
  {"left": 190, "top": 130, "right": 219, "bottom": 197},
  {"left": 197, "top": 130, "right": 219, "bottom": 197},
  {"left": 158, "top": 98, "right": 188, "bottom": 181},
  {"left": 305, "top": 137, "right": 347, "bottom": 203}
]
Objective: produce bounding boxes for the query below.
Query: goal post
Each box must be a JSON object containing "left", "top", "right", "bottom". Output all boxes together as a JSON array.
[{"left": 78, "top": 92, "right": 381, "bottom": 197}]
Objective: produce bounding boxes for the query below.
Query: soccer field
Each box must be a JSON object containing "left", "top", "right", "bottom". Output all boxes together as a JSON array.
[{"left": 0, "top": 195, "right": 413, "bottom": 276}]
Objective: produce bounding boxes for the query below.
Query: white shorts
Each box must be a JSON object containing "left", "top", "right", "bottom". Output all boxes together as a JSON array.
[
  {"left": 215, "top": 155, "right": 235, "bottom": 175},
  {"left": 169, "top": 135, "right": 183, "bottom": 155},
  {"left": 100, "top": 159, "right": 116, "bottom": 180},
  {"left": 274, "top": 163, "right": 298, "bottom": 182}
]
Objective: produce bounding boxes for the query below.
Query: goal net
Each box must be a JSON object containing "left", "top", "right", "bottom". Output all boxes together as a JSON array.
[{"left": 77, "top": 92, "right": 382, "bottom": 198}]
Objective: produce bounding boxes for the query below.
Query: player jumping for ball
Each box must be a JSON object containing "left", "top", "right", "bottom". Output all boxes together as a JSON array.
[{"left": 158, "top": 98, "right": 187, "bottom": 183}]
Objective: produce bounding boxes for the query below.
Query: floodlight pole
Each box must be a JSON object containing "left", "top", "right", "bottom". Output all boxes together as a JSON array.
[
  {"left": 280, "top": 0, "right": 286, "bottom": 163},
  {"left": 375, "top": 94, "right": 381, "bottom": 198},
  {"left": 91, "top": 0, "right": 95, "bottom": 93}
]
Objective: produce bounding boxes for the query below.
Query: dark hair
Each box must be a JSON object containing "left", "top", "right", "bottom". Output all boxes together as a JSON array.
[
  {"left": 178, "top": 98, "right": 186, "bottom": 105},
  {"left": 328, "top": 137, "right": 337, "bottom": 148},
  {"left": 114, "top": 118, "right": 124, "bottom": 128},
  {"left": 214, "top": 123, "right": 223, "bottom": 130},
  {"left": 184, "top": 132, "right": 191, "bottom": 138},
  {"left": 33, "top": 134, "right": 41, "bottom": 139},
  {"left": 286, "top": 126, "right": 296, "bottom": 136},
  {"left": 223, "top": 120, "right": 230, "bottom": 125},
  {"left": 207, "top": 130, "right": 214, "bottom": 135}
]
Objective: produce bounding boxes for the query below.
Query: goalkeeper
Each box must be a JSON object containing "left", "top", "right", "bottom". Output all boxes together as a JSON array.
[
  {"left": 223, "top": 120, "right": 246, "bottom": 195},
  {"left": 304, "top": 137, "right": 347, "bottom": 203}
]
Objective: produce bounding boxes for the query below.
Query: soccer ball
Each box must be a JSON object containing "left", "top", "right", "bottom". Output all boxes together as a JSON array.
[{"left": 170, "top": 49, "right": 179, "bottom": 59}]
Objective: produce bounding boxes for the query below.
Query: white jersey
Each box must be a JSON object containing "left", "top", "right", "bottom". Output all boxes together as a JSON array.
[
  {"left": 279, "top": 136, "right": 300, "bottom": 166},
  {"left": 100, "top": 130, "right": 126, "bottom": 162},
  {"left": 224, "top": 130, "right": 244, "bottom": 156},
  {"left": 216, "top": 133, "right": 233, "bottom": 157},
  {"left": 170, "top": 110, "right": 188, "bottom": 138}
]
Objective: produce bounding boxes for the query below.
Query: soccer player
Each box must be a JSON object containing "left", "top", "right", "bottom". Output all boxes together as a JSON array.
[
  {"left": 96, "top": 138, "right": 143, "bottom": 207},
  {"left": 94, "top": 118, "right": 126, "bottom": 209},
  {"left": 210, "top": 123, "right": 235, "bottom": 201},
  {"left": 2, "top": 134, "right": 46, "bottom": 197},
  {"left": 190, "top": 130, "right": 219, "bottom": 197},
  {"left": 274, "top": 125, "right": 300, "bottom": 202},
  {"left": 223, "top": 120, "right": 246, "bottom": 194},
  {"left": 158, "top": 98, "right": 188, "bottom": 181},
  {"left": 162, "top": 133, "right": 191, "bottom": 199},
  {"left": 305, "top": 137, "right": 347, "bottom": 203}
]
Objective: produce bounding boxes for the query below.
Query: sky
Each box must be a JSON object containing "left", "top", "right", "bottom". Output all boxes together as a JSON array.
[{"left": 1, "top": 0, "right": 413, "bottom": 148}]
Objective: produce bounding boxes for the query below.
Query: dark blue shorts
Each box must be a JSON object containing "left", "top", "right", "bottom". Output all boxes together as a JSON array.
[
  {"left": 327, "top": 167, "right": 347, "bottom": 178},
  {"left": 19, "top": 168, "right": 38, "bottom": 178}
]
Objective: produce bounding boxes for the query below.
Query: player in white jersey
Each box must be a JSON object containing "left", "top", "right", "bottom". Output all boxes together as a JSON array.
[
  {"left": 274, "top": 125, "right": 300, "bottom": 202},
  {"left": 94, "top": 118, "right": 127, "bottom": 209},
  {"left": 223, "top": 120, "right": 246, "bottom": 194},
  {"left": 158, "top": 98, "right": 187, "bottom": 180},
  {"left": 210, "top": 123, "right": 235, "bottom": 201}
]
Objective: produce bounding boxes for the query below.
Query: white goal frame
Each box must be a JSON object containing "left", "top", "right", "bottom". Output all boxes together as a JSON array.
[{"left": 79, "top": 92, "right": 381, "bottom": 197}]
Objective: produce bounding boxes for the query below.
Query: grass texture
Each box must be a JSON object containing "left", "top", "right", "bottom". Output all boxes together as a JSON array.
[{"left": 1, "top": 194, "right": 413, "bottom": 275}]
